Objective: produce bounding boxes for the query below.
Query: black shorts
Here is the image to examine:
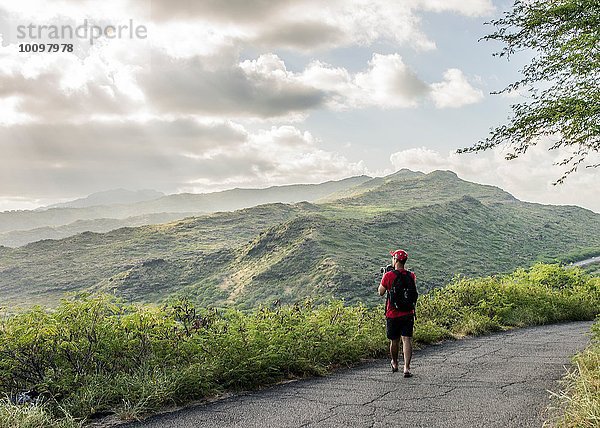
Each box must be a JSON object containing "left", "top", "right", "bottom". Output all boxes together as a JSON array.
[{"left": 386, "top": 316, "right": 414, "bottom": 340}]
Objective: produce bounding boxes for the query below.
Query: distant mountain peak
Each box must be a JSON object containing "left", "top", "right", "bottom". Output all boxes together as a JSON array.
[
  {"left": 385, "top": 169, "right": 425, "bottom": 180},
  {"left": 425, "top": 170, "right": 459, "bottom": 179},
  {"left": 43, "top": 189, "right": 165, "bottom": 210}
]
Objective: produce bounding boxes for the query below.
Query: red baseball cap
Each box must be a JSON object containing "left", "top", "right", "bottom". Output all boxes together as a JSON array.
[{"left": 390, "top": 249, "right": 408, "bottom": 261}]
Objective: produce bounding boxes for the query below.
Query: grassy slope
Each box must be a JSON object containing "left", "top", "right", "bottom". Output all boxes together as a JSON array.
[
  {"left": 204, "top": 196, "right": 600, "bottom": 309},
  {"left": 1, "top": 170, "right": 599, "bottom": 308},
  {"left": 0, "top": 203, "right": 318, "bottom": 306}
]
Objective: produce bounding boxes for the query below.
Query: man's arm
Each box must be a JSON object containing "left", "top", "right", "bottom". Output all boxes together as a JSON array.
[{"left": 378, "top": 273, "right": 388, "bottom": 296}]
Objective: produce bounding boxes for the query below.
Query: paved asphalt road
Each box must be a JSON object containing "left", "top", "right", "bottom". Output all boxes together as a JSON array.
[{"left": 124, "top": 322, "right": 592, "bottom": 428}]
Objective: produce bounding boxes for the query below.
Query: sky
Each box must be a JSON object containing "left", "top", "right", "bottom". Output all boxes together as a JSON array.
[{"left": 0, "top": 0, "right": 598, "bottom": 212}]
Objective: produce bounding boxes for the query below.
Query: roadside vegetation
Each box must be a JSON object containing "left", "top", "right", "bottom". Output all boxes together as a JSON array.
[
  {"left": 547, "top": 318, "right": 600, "bottom": 428},
  {"left": 1, "top": 263, "right": 598, "bottom": 427}
]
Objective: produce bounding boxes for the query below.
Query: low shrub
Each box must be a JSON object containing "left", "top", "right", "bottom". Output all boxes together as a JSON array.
[{"left": 0, "top": 263, "right": 597, "bottom": 427}]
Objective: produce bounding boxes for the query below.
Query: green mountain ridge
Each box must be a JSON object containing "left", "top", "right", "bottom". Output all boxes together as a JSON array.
[
  {"left": 0, "top": 212, "right": 198, "bottom": 248},
  {"left": 0, "top": 176, "right": 372, "bottom": 238},
  {"left": 179, "top": 195, "right": 599, "bottom": 309},
  {"left": 0, "top": 202, "right": 319, "bottom": 305},
  {"left": 42, "top": 189, "right": 165, "bottom": 210},
  {"left": 326, "top": 170, "right": 516, "bottom": 209},
  {"left": 1, "top": 170, "right": 598, "bottom": 308},
  {"left": 319, "top": 169, "right": 425, "bottom": 201}
]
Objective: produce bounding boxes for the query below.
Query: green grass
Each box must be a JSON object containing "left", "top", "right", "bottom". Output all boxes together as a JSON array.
[
  {"left": 0, "top": 263, "right": 598, "bottom": 427},
  {"left": 0, "top": 399, "right": 80, "bottom": 428},
  {"left": 546, "top": 318, "right": 600, "bottom": 427}
]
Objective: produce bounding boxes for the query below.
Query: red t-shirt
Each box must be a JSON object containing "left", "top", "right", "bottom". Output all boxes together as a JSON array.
[{"left": 381, "top": 269, "right": 416, "bottom": 319}]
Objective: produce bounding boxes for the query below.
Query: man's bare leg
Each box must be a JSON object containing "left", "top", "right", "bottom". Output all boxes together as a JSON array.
[
  {"left": 390, "top": 339, "right": 400, "bottom": 370},
  {"left": 402, "top": 336, "right": 412, "bottom": 373}
]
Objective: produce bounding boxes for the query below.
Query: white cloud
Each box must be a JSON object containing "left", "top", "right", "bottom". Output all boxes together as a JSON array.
[
  {"left": 0, "top": 119, "right": 246, "bottom": 197},
  {"left": 300, "top": 55, "right": 481, "bottom": 110},
  {"left": 0, "top": 0, "right": 486, "bottom": 124},
  {"left": 0, "top": 0, "right": 133, "bottom": 22},
  {"left": 182, "top": 125, "right": 369, "bottom": 192},
  {"left": 139, "top": 52, "right": 326, "bottom": 119},
  {"left": 390, "top": 147, "right": 448, "bottom": 170},
  {"left": 0, "top": 96, "right": 31, "bottom": 124},
  {"left": 389, "top": 145, "right": 600, "bottom": 213},
  {"left": 0, "top": 31, "right": 150, "bottom": 123},
  {"left": 353, "top": 54, "right": 430, "bottom": 108},
  {"left": 239, "top": 53, "right": 291, "bottom": 79},
  {"left": 414, "top": 0, "right": 495, "bottom": 17},
  {"left": 295, "top": 54, "right": 429, "bottom": 109},
  {"left": 0, "top": 120, "right": 368, "bottom": 202},
  {"left": 124, "top": 0, "right": 438, "bottom": 53},
  {"left": 430, "top": 68, "right": 484, "bottom": 108},
  {"left": 147, "top": 21, "right": 244, "bottom": 59},
  {"left": 1, "top": 47, "right": 480, "bottom": 124},
  {"left": 139, "top": 0, "right": 490, "bottom": 54},
  {"left": 0, "top": 0, "right": 441, "bottom": 56},
  {"left": 2, "top": 0, "right": 494, "bottom": 56},
  {"left": 0, "top": 46, "right": 325, "bottom": 122}
]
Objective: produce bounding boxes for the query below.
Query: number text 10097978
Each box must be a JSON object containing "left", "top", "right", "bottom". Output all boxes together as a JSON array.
[{"left": 18, "top": 44, "right": 74, "bottom": 53}]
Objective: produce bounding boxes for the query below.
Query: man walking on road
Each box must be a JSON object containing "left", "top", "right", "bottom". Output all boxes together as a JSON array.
[{"left": 378, "top": 249, "right": 417, "bottom": 378}]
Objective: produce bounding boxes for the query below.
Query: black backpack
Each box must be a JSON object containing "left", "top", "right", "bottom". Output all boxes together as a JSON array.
[{"left": 388, "top": 269, "right": 418, "bottom": 312}]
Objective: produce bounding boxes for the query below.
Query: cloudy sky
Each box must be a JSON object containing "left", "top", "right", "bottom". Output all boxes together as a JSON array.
[{"left": 0, "top": 0, "right": 598, "bottom": 212}]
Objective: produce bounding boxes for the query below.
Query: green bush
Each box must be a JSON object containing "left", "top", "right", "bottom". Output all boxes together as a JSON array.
[{"left": 0, "top": 263, "right": 597, "bottom": 427}]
